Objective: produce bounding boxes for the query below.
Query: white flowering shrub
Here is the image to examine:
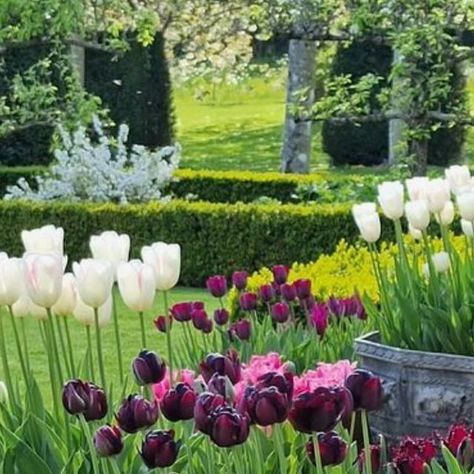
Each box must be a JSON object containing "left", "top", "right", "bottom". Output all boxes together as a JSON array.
[{"left": 5, "top": 117, "right": 180, "bottom": 204}]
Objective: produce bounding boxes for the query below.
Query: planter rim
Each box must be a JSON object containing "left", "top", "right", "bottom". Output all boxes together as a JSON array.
[{"left": 355, "top": 331, "right": 474, "bottom": 372}]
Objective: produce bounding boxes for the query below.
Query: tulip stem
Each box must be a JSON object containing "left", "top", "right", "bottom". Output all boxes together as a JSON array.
[
  {"left": 63, "top": 317, "right": 76, "bottom": 376},
  {"left": 139, "top": 311, "right": 147, "bottom": 348},
  {"left": 79, "top": 413, "right": 100, "bottom": 474},
  {"left": 55, "top": 314, "right": 72, "bottom": 378},
  {"left": 41, "top": 320, "right": 60, "bottom": 419},
  {"left": 7, "top": 307, "right": 30, "bottom": 393},
  {"left": 361, "top": 410, "right": 372, "bottom": 474},
  {"left": 163, "top": 291, "right": 174, "bottom": 386},
  {"left": 0, "top": 313, "right": 15, "bottom": 408},
  {"left": 93, "top": 308, "right": 106, "bottom": 389},
  {"left": 47, "top": 308, "right": 65, "bottom": 387},
  {"left": 110, "top": 458, "right": 121, "bottom": 474},
  {"left": 349, "top": 411, "right": 356, "bottom": 443},
  {"left": 19, "top": 318, "right": 31, "bottom": 374},
  {"left": 312, "top": 434, "right": 325, "bottom": 474},
  {"left": 273, "top": 423, "right": 287, "bottom": 474},
  {"left": 86, "top": 325, "right": 95, "bottom": 381},
  {"left": 112, "top": 290, "right": 124, "bottom": 385}
]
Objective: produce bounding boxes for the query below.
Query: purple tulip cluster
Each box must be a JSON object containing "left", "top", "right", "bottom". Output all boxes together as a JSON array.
[{"left": 62, "top": 379, "right": 108, "bottom": 421}]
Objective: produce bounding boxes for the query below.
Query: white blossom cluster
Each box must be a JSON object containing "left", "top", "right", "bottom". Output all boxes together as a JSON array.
[{"left": 5, "top": 117, "right": 180, "bottom": 204}]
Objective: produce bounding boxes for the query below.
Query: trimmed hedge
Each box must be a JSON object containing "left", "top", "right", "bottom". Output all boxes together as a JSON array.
[{"left": 0, "top": 199, "right": 396, "bottom": 287}]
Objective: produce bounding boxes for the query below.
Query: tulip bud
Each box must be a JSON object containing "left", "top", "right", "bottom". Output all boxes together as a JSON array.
[
  {"left": 352, "top": 202, "right": 377, "bottom": 220},
  {"left": 116, "top": 395, "right": 159, "bottom": 433},
  {"left": 73, "top": 259, "right": 114, "bottom": 308},
  {"left": 52, "top": 273, "right": 77, "bottom": 316},
  {"left": 206, "top": 275, "right": 227, "bottom": 298},
  {"left": 228, "top": 319, "right": 251, "bottom": 341},
  {"left": 405, "top": 200, "right": 430, "bottom": 231},
  {"left": 208, "top": 406, "right": 250, "bottom": 447},
  {"left": 207, "top": 373, "right": 235, "bottom": 403},
  {"left": 270, "top": 302, "right": 289, "bottom": 323},
  {"left": 160, "top": 383, "right": 197, "bottom": 422},
  {"left": 89, "top": 231, "right": 130, "bottom": 278},
  {"left": 154, "top": 315, "right": 172, "bottom": 333},
  {"left": 462, "top": 219, "right": 474, "bottom": 237},
  {"left": 423, "top": 252, "right": 450, "bottom": 277},
  {"left": 272, "top": 265, "right": 288, "bottom": 284},
  {"left": 409, "top": 224, "right": 423, "bottom": 240},
  {"left": 170, "top": 302, "right": 192, "bottom": 322},
  {"left": 239, "top": 292, "right": 257, "bottom": 311},
  {"left": 201, "top": 318, "right": 213, "bottom": 334},
  {"left": 0, "top": 257, "right": 23, "bottom": 306},
  {"left": 244, "top": 386, "right": 289, "bottom": 426},
  {"left": 132, "top": 350, "right": 166, "bottom": 385},
  {"left": 21, "top": 225, "right": 64, "bottom": 255},
  {"left": 256, "top": 371, "right": 294, "bottom": 398},
  {"left": 213, "top": 308, "right": 229, "bottom": 326},
  {"left": 281, "top": 283, "right": 297, "bottom": 302},
  {"left": 377, "top": 181, "right": 404, "bottom": 220},
  {"left": 23, "top": 253, "right": 63, "bottom": 308},
  {"left": 446, "top": 165, "right": 471, "bottom": 193},
  {"left": 306, "top": 432, "right": 348, "bottom": 467},
  {"left": 405, "top": 177, "right": 429, "bottom": 201},
  {"left": 232, "top": 271, "right": 248, "bottom": 290},
  {"left": 311, "top": 304, "right": 329, "bottom": 336},
  {"left": 194, "top": 392, "right": 226, "bottom": 435},
  {"left": 141, "top": 242, "right": 181, "bottom": 291},
  {"left": 191, "top": 309, "right": 209, "bottom": 331},
  {"left": 258, "top": 284, "right": 275, "bottom": 303},
  {"left": 426, "top": 178, "right": 451, "bottom": 213},
  {"left": 435, "top": 200, "right": 455, "bottom": 226},
  {"left": 355, "top": 212, "right": 381, "bottom": 243},
  {"left": 345, "top": 369, "right": 384, "bottom": 412},
  {"left": 140, "top": 430, "right": 181, "bottom": 469},
  {"left": 62, "top": 379, "right": 108, "bottom": 421},
  {"left": 73, "top": 294, "right": 112, "bottom": 328},
  {"left": 458, "top": 192, "right": 474, "bottom": 221},
  {"left": 117, "top": 260, "right": 155, "bottom": 312},
  {"left": 94, "top": 425, "right": 123, "bottom": 457},
  {"left": 294, "top": 279, "right": 311, "bottom": 299},
  {"left": 200, "top": 350, "right": 241, "bottom": 384}
]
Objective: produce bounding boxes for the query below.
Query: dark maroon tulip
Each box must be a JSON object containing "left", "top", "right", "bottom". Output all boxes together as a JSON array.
[
  {"left": 311, "top": 304, "right": 329, "bottom": 336},
  {"left": 140, "top": 430, "right": 181, "bottom": 469},
  {"left": 345, "top": 369, "right": 384, "bottom": 412},
  {"left": 170, "top": 302, "right": 193, "bottom": 322},
  {"left": 62, "top": 379, "right": 90, "bottom": 415},
  {"left": 84, "top": 384, "right": 108, "bottom": 421},
  {"left": 294, "top": 279, "right": 312, "bottom": 299},
  {"left": 200, "top": 350, "right": 241, "bottom": 384},
  {"left": 256, "top": 371, "right": 294, "bottom": 400},
  {"left": 271, "top": 302, "right": 290, "bottom": 323},
  {"left": 160, "top": 383, "right": 197, "bottom": 422},
  {"left": 281, "top": 283, "right": 297, "bottom": 302},
  {"left": 306, "top": 432, "right": 348, "bottom": 467},
  {"left": 206, "top": 275, "right": 227, "bottom": 298},
  {"left": 116, "top": 395, "right": 159, "bottom": 433},
  {"left": 208, "top": 406, "right": 250, "bottom": 447},
  {"left": 244, "top": 386, "right": 289, "bottom": 426},
  {"left": 207, "top": 373, "right": 234, "bottom": 401},
  {"left": 358, "top": 445, "right": 382, "bottom": 474},
  {"left": 239, "top": 292, "right": 258, "bottom": 311},
  {"left": 259, "top": 284, "right": 275, "bottom": 303},
  {"left": 191, "top": 301, "right": 205, "bottom": 311},
  {"left": 214, "top": 308, "right": 229, "bottom": 326},
  {"left": 334, "top": 387, "right": 354, "bottom": 428},
  {"left": 272, "top": 265, "right": 288, "bottom": 284},
  {"left": 228, "top": 319, "right": 251, "bottom": 341},
  {"left": 201, "top": 318, "right": 213, "bottom": 334},
  {"left": 288, "top": 387, "right": 347, "bottom": 434},
  {"left": 194, "top": 392, "right": 227, "bottom": 435},
  {"left": 154, "top": 315, "right": 172, "bottom": 333},
  {"left": 191, "top": 308, "right": 209, "bottom": 331},
  {"left": 232, "top": 271, "right": 248, "bottom": 290},
  {"left": 94, "top": 425, "right": 123, "bottom": 457},
  {"left": 132, "top": 350, "right": 166, "bottom": 386},
  {"left": 352, "top": 295, "right": 366, "bottom": 320},
  {"left": 272, "top": 281, "right": 282, "bottom": 296}
]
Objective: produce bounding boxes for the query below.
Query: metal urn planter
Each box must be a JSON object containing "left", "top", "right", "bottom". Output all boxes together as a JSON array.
[{"left": 355, "top": 331, "right": 474, "bottom": 440}]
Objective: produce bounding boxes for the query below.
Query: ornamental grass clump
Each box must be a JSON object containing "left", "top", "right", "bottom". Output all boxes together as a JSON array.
[{"left": 353, "top": 164, "right": 474, "bottom": 356}]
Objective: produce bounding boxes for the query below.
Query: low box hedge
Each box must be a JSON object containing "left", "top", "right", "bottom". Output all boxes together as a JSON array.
[{"left": 0, "top": 199, "right": 396, "bottom": 286}]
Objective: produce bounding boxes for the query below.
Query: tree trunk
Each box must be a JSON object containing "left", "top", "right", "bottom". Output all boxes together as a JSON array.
[
  {"left": 281, "top": 39, "right": 317, "bottom": 173},
  {"left": 409, "top": 137, "right": 428, "bottom": 176},
  {"left": 70, "top": 34, "right": 85, "bottom": 86}
]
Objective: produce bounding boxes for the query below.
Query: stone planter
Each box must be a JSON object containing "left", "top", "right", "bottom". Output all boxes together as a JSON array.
[{"left": 355, "top": 331, "right": 474, "bottom": 440}]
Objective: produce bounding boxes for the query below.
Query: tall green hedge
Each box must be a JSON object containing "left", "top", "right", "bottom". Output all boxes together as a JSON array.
[{"left": 0, "top": 199, "right": 396, "bottom": 286}]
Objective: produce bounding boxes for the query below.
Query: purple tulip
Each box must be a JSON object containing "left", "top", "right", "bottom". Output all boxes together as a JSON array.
[
  {"left": 228, "top": 319, "right": 251, "bottom": 341},
  {"left": 345, "top": 369, "right": 384, "bottom": 412},
  {"left": 140, "top": 430, "right": 181, "bottom": 469},
  {"left": 256, "top": 371, "right": 294, "bottom": 400},
  {"left": 281, "top": 283, "right": 297, "bottom": 302},
  {"left": 327, "top": 297, "right": 345, "bottom": 317},
  {"left": 306, "top": 432, "right": 348, "bottom": 467},
  {"left": 239, "top": 292, "right": 258, "bottom": 311},
  {"left": 191, "top": 309, "right": 209, "bottom": 331},
  {"left": 289, "top": 387, "right": 348, "bottom": 434},
  {"left": 259, "top": 284, "right": 275, "bottom": 303},
  {"left": 232, "top": 271, "right": 248, "bottom": 290},
  {"left": 351, "top": 295, "right": 366, "bottom": 320},
  {"left": 154, "top": 315, "right": 172, "bottom": 333},
  {"left": 116, "top": 395, "right": 159, "bottom": 433},
  {"left": 214, "top": 308, "right": 229, "bottom": 326},
  {"left": 200, "top": 350, "right": 241, "bottom": 385},
  {"left": 271, "top": 302, "right": 290, "bottom": 323},
  {"left": 94, "top": 425, "right": 123, "bottom": 457},
  {"left": 208, "top": 406, "right": 250, "bottom": 447},
  {"left": 272, "top": 265, "right": 289, "bottom": 284},
  {"left": 244, "top": 386, "right": 289, "bottom": 426},
  {"left": 160, "top": 383, "right": 197, "bottom": 422},
  {"left": 206, "top": 275, "right": 227, "bottom": 298},
  {"left": 194, "top": 392, "right": 227, "bottom": 435},
  {"left": 294, "top": 279, "right": 312, "bottom": 299},
  {"left": 311, "top": 304, "right": 329, "bottom": 336},
  {"left": 201, "top": 318, "right": 213, "bottom": 334},
  {"left": 170, "top": 302, "right": 193, "bottom": 322},
  {"left": 132, "top": 350, "right": 166, "bottom": 386},
  {"left": 62, "top": 379, "right": 108, "bottom": 421},
  {"left": 191, "top": 301, "right": 205, "bottom": 311}
]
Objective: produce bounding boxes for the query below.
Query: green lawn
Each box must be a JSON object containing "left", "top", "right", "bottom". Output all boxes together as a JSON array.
[{"left": 2, "top": 287, "right": 215, "bottom": 404}]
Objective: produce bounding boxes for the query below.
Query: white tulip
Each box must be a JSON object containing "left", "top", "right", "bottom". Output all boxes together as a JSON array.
[
  {"left": 21, "top": 225, "right": 64, "bottom": 255},
  {"left": 89, "top": 231, "right": 130, "bottom": 277},
  {"left": 405, "top": 177, "right": 429, "bottom": 201},
  {"left": 117, "top": 260, "right": 155, "bottom": 312},
  {"left": 23, "top": 253, "right": 63, "bottom": 308},
  {"left": 405, "top": 200, "right": 430, "bottom": 231},
  {"left": 29, "top": 301, "right": 48, "bottom": 320},
  {"left": 457, "top": 192, "right": 474, "bottom": 221},
  {"left": 408, "top": 224, "right": 423, "bottom": 240},
  {"left": 425, "top": 179, "right": 450, "bottom": 213},
  {"left": 11, "top": 275, "right": 31, "bottom": 318},
  {"left": 73, "top": 259, "right": 114, "bottom": 308},
  {"left": 141, "top": 242, "right": 181, "bottom": 291},
  {"left": 352, "top": 203, "right": 377, "bottom": 221},
  {"left": 73, "top": 294, "right": 112, "bottom": 328},
  {"left": 435, "top": 201, "right": 455, "bottom": 226},
  {"left": 355, "top": 213, "right": 381, "bottom": 243},
  {"left": 461, "top": 219, "right": 474, "bottom": 237},
  {"left": 445, "top": 165, "right": 471, "bottom": 193},
  {"left": 377, "top": 181, "right": 404, "bottom": 220},
  {"left": 52, "top": 273, "right": 77, "bottom": 317},
  {"left": 0, "top": 257, "right": 24, "bottom": 306},
  {"left": 424, "top": 252, "right": 451, "bottom": 277}
]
